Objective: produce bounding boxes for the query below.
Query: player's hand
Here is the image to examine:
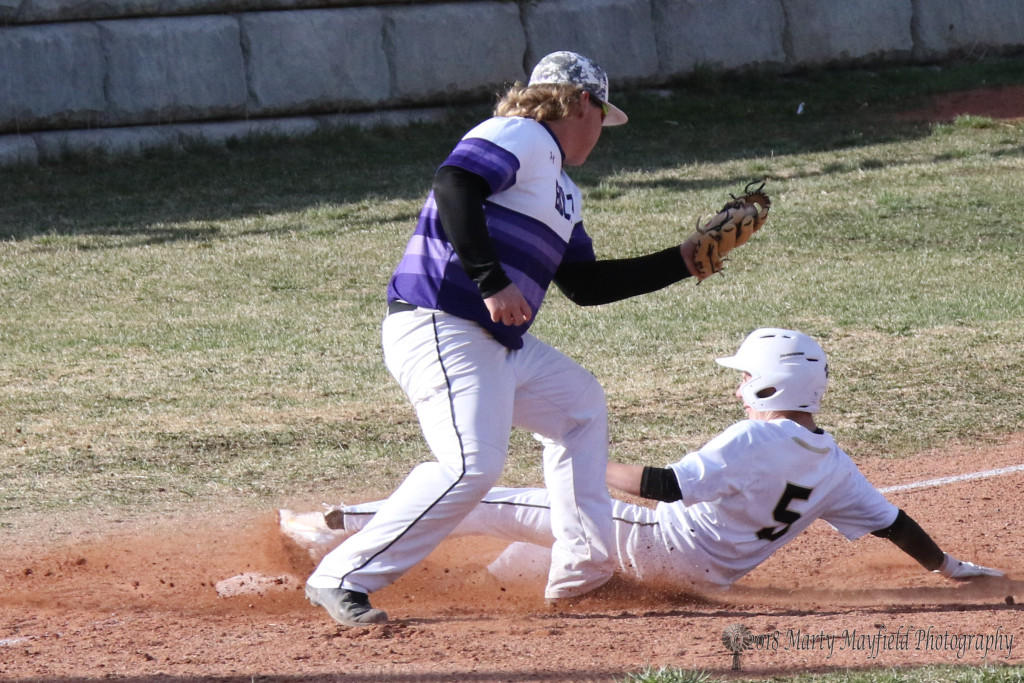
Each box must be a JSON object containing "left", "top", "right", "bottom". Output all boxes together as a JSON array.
[
  {"left": 937, "top": 553, "right": 1004, "bottom": 580},
  {"left": 484, "top": 283, "right": 532, "bottom": 326},
  {"left": 680, "top": 241, "right": 710, "bottom": 282}
]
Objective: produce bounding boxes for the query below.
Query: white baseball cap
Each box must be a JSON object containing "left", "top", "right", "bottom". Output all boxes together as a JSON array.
[{"left": 528, "top": 51, "right": 628, "bottom": 127}]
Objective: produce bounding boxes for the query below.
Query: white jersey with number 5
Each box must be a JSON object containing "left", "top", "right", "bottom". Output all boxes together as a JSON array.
[{"left": 664, "top": 418, "right": 898, "bottom": 586}]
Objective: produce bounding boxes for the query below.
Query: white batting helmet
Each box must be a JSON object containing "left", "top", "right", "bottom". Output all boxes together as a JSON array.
[{"left": 716, "top": 328, "right": 829, "bottom": 413}]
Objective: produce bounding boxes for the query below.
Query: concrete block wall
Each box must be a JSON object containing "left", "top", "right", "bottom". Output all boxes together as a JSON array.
[{"left": 1, "top": 0, "right": 1022, "bottom": 167}]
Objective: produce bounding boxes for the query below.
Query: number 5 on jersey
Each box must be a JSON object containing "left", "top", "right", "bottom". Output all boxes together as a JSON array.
[{"left": 757, "top": 483, "right": 813, "bottom": 541}]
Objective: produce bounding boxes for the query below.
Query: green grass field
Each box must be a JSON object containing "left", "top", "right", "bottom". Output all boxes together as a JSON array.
[
  {"left": 2, "top": 58, "right": 1022, "bottom": 519},
  {"left": 1, "top": 57, "right": 1022, "bottom": 681}
]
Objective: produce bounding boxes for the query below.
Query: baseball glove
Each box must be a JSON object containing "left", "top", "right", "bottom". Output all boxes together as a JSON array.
[{"left": 685, "top": 181, "right": 770, "bottom": 279}]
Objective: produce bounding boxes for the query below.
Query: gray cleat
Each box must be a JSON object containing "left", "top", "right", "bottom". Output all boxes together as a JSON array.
[{"left": 305, "top": 585, "right": 388, "bottom": 627}]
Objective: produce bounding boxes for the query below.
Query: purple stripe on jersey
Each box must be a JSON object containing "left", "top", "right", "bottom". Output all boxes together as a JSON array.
[
  {"left": 564, "top": 222, "right": 597, "bottom": 263},
  {"left": 485, "top": 202, "right": 566, "bottom": 268},
  {"left": 389, "top": 271, "right": 440, "bottom": 304},
  {"left": 395, "top": 239, "right": 449, "bottom": 282},
  {"left": 444, "top": 138, "right": 520, "bottom": 194},
  {"left": 501, "top": 263, "right": 546, "bottom": 305},
  {"left": 436, "top": 252, "right": 545, "bottom": 313},
  {"left": 488, "top": 232, "right": 558, "bottom": 292},
  {"left": 388, "top": 193, "right": 453, "bottom": 306},
  {"left": 404, "top": 234, "right": 450, "bottom": 263}
]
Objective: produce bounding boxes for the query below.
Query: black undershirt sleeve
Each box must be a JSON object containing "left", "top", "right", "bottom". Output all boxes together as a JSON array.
[
  {"left": 639, "top": 466, "right": 683, "bottom": 503},
  {"left": 432, "top": 164, "right": 511, "bottom": 298},
  {"left": 553, "top": 248, "right": 692, "bottom": 306},
  {"left": 871, "top": 509, "right": 945, "bottom": 571},
  {"left": 433, "top": 165, "right": 694, "bottom": 303}
]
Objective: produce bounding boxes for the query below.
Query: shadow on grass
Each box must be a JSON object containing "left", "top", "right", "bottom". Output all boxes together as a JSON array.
[{"left": 1, "top": 59, "right": 1022, "bottom": 244}]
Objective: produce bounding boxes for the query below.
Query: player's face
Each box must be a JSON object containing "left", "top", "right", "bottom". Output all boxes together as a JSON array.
[{"left": 563, "top": 93, "right": 605, "bottom": 166}]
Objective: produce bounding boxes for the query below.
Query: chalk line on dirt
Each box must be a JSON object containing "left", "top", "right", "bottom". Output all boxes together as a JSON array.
[{"left": 879, "top": 463, "right": 1024, "bottom": 494}]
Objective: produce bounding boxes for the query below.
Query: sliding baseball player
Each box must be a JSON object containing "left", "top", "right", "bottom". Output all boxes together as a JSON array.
[{"left": 283, "top": 329, "right": 1003, "bottom": 596}]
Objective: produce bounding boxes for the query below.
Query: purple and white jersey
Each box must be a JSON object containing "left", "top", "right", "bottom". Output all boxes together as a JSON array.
[
  {"left": 661, "top": 419, "right": 898, "bottom": 587},
  {"left": 387, "top": 116, "right": 596, "bottom": 349}
]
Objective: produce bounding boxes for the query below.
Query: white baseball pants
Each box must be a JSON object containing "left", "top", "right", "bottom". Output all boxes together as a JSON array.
[
  {"left": 308, "top": 308, "right": 615, "bottom": 599},
  {"left": 327, "top": 486, "right": 721, "bottom": 591}
]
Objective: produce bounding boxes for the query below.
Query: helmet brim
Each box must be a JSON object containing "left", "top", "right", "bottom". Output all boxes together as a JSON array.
[{"left": 715, "top": 355, "right": 747, "bottom": 371}]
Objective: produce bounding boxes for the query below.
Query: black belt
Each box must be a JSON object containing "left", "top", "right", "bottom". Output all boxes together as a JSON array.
[{"left": 387, "top": 300, "right": 418, "bottom": 315}]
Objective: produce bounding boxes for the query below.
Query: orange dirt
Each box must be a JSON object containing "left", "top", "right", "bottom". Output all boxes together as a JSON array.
[
  {"left": 2, "top": 434, "right": 1021, "bottom": 681},
  {"left": 897, "top": 84, "right": 1024, "bottom": 122}
]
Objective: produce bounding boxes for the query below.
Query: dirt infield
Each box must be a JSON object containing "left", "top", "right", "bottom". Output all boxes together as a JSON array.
[
  {"left": 2, "top": 87, "right": 1023, "bottom": 682},
  {"left": 2, "top": 435, "right": 1022, "bottom": 681},
  {"left": 896, "top": 83, "right": 1024, "bottom": 122}
]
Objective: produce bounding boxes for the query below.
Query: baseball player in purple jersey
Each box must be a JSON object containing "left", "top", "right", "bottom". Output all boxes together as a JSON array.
[
  {"left": 304, "top": 51, "right": 709, "bottom": 627},
  {"left": 288, "top": 329, "right": 1003, "bottom": 602}
]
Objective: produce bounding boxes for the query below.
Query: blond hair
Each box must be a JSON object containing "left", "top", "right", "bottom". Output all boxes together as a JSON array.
[{"left": 494, "top": 83, "right": 584, "bottom": 123}]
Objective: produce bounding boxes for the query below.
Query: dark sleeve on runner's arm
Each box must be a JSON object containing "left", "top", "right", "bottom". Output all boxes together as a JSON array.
[
  {"left": 638, "top": 466, "right": 683, "bottom": 503},
  {"left": 432, "top": 164, "right": 512, "bottom": 298},
  {"left": 871, "top": 509, "right": 945, "bottom": 571},
  {"left": 553, "top": 247, "right": 692, "bottom": 306}
]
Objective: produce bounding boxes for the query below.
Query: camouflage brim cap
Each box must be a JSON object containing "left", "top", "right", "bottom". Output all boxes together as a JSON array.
[{"left": 528, "top": 51, "right": 628, "bottom": 126}]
